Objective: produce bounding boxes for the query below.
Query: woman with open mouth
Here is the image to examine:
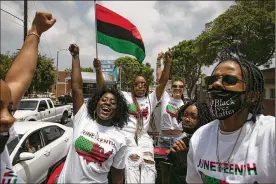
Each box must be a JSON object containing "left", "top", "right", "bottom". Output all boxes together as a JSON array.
[
  {"left": 94, "top": 50, "right": 172, "bottom": 183},
  {"left": 57, "top": 44, "right": 129, "bottom": 184}
]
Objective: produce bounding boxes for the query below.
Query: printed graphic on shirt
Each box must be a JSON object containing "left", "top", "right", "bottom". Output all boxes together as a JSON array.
[
  {"left": 166, "top": 103, "right": 178, "bottom": 117},
  {"left": 75, "top": 135, "right": 114, "bottom": 166},
  {"left": 128, "top": 104, "right": 149, "bottom": 119},
  {"left": 197, "top": 159, "right": 258, "bottom": 176},
  {"left": 2, "top": 167, "right": 18, "bottom": 184},
  {"left": 199, "top": 171, "right": 229, "bottom": 184}
]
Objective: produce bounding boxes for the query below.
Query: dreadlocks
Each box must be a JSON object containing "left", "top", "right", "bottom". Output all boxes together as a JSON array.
[
  {"left": 177, "top": 100, "right": 214, "bottom": 127},
  {"left": 214, "top": 57, "right": 265, "bottom": 122}
]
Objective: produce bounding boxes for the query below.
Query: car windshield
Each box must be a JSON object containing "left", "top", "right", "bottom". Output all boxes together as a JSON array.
[
  {"left": 18, "top": 101, "right": 38, "bottom": 110},
  {"left": 7, "top": 135, "right": 23, "bottom": 154}
]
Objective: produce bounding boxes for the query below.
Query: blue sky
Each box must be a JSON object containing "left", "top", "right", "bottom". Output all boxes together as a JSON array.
[{"left": 1, "top": 1, "right": 251, "bottom": 77}]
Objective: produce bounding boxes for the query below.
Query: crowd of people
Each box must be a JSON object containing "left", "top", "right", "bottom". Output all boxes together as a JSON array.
[{"left": 0, "top": 11, "right": 275, "bottom": 184}]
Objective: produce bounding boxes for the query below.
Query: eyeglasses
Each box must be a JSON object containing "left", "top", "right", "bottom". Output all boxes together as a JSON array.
[
  {"left": 172, "top": 85, "right": 184, "bottom": 89},
  {"left": 134, "top": 82, "right": 146, "bottom": 87},
  {"left": 208, "top": 75, "right": 244, "bottom": 87}
]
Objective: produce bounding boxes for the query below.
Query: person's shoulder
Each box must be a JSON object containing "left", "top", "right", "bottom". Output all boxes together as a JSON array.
[
  {"left": 111, "top": 127, "right": 128, "bottom": 144},
  {"left": 254, "top": 114, "right": 275, "bottom": 133},
  {"left": 190, "top": 120, "right": 218, "bottom": 143}
]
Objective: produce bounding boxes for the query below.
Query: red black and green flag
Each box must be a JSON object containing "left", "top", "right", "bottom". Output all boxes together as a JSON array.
[{"left": 96, "top": 4, "right": 145, "bottom": 63}]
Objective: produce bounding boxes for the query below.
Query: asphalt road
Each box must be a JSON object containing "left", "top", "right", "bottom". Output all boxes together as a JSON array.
[{"left": 65, "top": 118, "right": 73, "bottom": 127}]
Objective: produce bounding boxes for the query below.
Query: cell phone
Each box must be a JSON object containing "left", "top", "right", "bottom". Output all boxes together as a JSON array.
[{"left": 182, "top": 136, "right": 191, "bottom": 147}]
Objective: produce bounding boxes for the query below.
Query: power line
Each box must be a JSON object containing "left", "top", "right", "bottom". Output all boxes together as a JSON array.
[
  {"left": 2, "top": 14, "right": 24, "bottom": 27},
  {"left": 1, "top": 8, "right": 24, "bottom": 22},
  {"left": 33, "top": 1, "right": 53, "bottom": 59},
  {"left": 1, "top": 2, "right": 23, "bottom": 16}
]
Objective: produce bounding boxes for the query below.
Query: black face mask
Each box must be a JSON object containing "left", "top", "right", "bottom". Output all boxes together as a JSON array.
[
  {"left": 183, "top": 126, "right": 198, "bottom": 135},
  {"left": 209, "top": 89, "right": 245, "bottom": 120},
  {"left": 0, "top": 134, "right": 10, "bottom": 153}
]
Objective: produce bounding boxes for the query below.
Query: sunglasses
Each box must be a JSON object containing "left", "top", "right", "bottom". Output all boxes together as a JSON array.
[
  {"left": 208, "top": 75, "right": 244, "bottom": 87},
  {"left": 172, "top": 85, "right": 184, "bottom": 89},
  {"left": 134, "top": 82, "right": 147, "bottom": 87}
]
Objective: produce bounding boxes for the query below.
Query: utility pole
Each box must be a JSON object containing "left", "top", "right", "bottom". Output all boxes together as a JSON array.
[{"left": 24, "top": 0, "right": 28, "bottom": 41}]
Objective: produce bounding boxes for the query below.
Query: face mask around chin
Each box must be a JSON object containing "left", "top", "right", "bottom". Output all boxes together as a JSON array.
[
  {"left": 209, "top": 89, "right": 245, "bottom": 120},
  {"left": 0, "top": 134, "right": 10, "bottom": 153}
]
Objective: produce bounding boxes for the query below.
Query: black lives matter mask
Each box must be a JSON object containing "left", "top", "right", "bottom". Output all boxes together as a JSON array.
[{"left": 209, "top": 89, "right": 245, "bottom": 120}]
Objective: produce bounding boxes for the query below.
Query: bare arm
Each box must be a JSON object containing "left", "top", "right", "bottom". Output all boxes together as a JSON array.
[
  {"left": 93, "top": 58, "right": 105, "bottom": 91},
  {"left": 69, "top": 44, "right": 84, "bottom": 115},
  {"left": 5, "top": 12, "right": 56, "bottom": 108},
  {"left": 110, "top": 167, "right": 124, "bottom": 184},
  {"left": 156, "top": 52, "right": 163, "bottom": 85},
  {"left": 155, "top": 50, "right": 172, "bottom": 101}
]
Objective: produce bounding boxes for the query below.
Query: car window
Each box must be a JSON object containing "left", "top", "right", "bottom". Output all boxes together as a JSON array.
[
  {"left": 47, "top": 100, "right": 53, "bottom": 108},
  {"left": 41, "top": 126, "right": 65, "bottom": 145},
  {"left": 39, "top": 100, "right": 48, "bottom": 109},
  {"left": 7, "top": 135, "right": 23, "bottom": 154},
  {"left": 13, "top": 131, "right": 44, "bottom": 166}
]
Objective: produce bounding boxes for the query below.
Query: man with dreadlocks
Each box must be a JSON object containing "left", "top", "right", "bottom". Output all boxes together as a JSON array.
[
  {"left": 94, "top": 51, "right": 172, "bottom": 183},
  {"left": 186, "top": 57, "right": 275, "bottom": 183}
]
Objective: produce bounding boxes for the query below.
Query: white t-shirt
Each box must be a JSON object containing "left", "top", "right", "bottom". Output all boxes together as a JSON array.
[
  {"left": 160, "top": 91, "right": 184, "bottom": 131},
  {"left": 121, "top": 91, "right": 159, "bottom": 134},
  {"left": 58, "top": 104, "right": 127, "bottom": 183},
  {"left": 186, "top": 114, "right": 276, "bottom": 183},
  {"left": 1, "top": 127, "right": 25, "bottom": 184}
]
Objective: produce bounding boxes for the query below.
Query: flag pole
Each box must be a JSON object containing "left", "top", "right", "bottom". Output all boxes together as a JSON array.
[{"left": 94, "top": 0, "right": 98, "bottom": 59}]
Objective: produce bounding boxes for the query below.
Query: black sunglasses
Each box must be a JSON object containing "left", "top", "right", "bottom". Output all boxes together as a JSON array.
[
  {"left": 172, "top": 85, "right": 184, "bottom": 89},
  {"left": 208, "top": 75, "right": 244, "bottom": 86}
]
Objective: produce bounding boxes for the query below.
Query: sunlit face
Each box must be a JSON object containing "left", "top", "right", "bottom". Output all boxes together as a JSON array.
[
  {"left": 171, "top": 81, "right": 184, "bottom": 99},
  {"left": 182, "top": 104, "right": 199, "bottom": 129},
  {"left": 133, "top": 76, "right": 147, "bottom": 97},
  {"left": 0, "top": 80, "right": 15, "bottom": 135},
  {"left": 208, "top": 61, "right": 246, "bottom": 92},
  {"left": 96, "top": 93, "right": 117, "bottom": 120}
]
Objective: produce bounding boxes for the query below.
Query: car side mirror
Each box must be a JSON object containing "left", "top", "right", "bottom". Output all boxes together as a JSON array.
[
  {"left": 38, "top": 107, "right": 46, "bottom": 112},
  {"left": 19, "top": 152, "right": 35, "bottom": 161}
]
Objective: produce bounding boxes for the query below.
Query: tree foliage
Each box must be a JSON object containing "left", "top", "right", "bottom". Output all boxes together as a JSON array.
[
  {"left": 65, "top": 67, "right": 93, "bottom": 72},
  {"left": 171, "top": 40, "right": 210, "bottom": 98},
  {"left": 198, "top": 0, "right": 275, "bottom": 66},
  {"left": 114, "top": 56, "right": 154, "bottom": 91},
  {"left": 0, "top": 52, "right": 56, "bottom": 93}
]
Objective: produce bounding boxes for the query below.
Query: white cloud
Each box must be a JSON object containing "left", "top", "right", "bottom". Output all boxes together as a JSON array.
[{"left": 1, "top": 1, "right": 234, "bottom": 77}]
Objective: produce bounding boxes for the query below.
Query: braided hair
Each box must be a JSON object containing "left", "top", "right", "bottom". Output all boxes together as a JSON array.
[
  {"left": 213, "top": 57, "right": 265, "bottom": 122},
  {"left": 177, "top": 100, "right": 214, "bottom": 127},
  {"left": 130, "top": 75, "right": 150, "bottom": 144}
]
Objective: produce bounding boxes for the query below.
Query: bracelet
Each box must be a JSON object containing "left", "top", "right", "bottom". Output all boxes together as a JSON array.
[{"left": 27, "top": 32, "right": 40, "bottom": 43}]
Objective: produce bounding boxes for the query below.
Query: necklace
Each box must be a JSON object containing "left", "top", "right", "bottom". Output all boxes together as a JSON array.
[{"left": 216, "top": 124, "right": 243, "bottom": 171}]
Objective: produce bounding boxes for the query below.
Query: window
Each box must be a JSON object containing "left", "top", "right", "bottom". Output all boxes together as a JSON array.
[
  {"left": 7, "top": 135, "right": 23, "bottom": 154},
  {"left": 41, "top": 126, "right": 65, "bottom": 145},
  {"left": 270, "top": 88, "right": 275, "bottom": 99},
  {"left": 47, "top": 100, "right": 53, "bottom": 108},
  {"left": 13, "top": 131, "right": 43, "bottom": 166},
  {"left": 38, "top": 100, "right": 48, "bottom": 109}
]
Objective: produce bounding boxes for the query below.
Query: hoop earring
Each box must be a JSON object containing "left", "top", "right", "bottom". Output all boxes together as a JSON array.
[{"left": 94, "top": 111, "right": 96, "bottom": 118}]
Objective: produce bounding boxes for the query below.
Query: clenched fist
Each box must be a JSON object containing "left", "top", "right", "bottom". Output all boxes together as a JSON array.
[
  {"left": 93, "top": 58, "right": 101, "bottom": 70},
  {"left": 29, "top": 11, "right": 56, "bottom": 36},
  {"left": 69, "top": 44, "right": 79, "bottom": 57}
]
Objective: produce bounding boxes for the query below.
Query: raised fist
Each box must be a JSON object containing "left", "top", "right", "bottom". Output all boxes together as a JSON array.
[
  {"left": 164, "top": 49, "right": 172, "bottom": 63},
  {"left": 29, "top": 11, "right": 56, "bottom": 36},
  {"left": 157, "top": 52, "right": 164, "bottom": 60},
  {"left": 93, "top": 58, "right": 101, "bottom": 70},
  {"left": 69, "top": 44, "right": 79, "bottom": 57}
]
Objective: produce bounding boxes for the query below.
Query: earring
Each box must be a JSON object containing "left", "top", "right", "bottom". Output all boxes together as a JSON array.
[{"left": 94, "top": 111, "right": 96, "bottom": 118}]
